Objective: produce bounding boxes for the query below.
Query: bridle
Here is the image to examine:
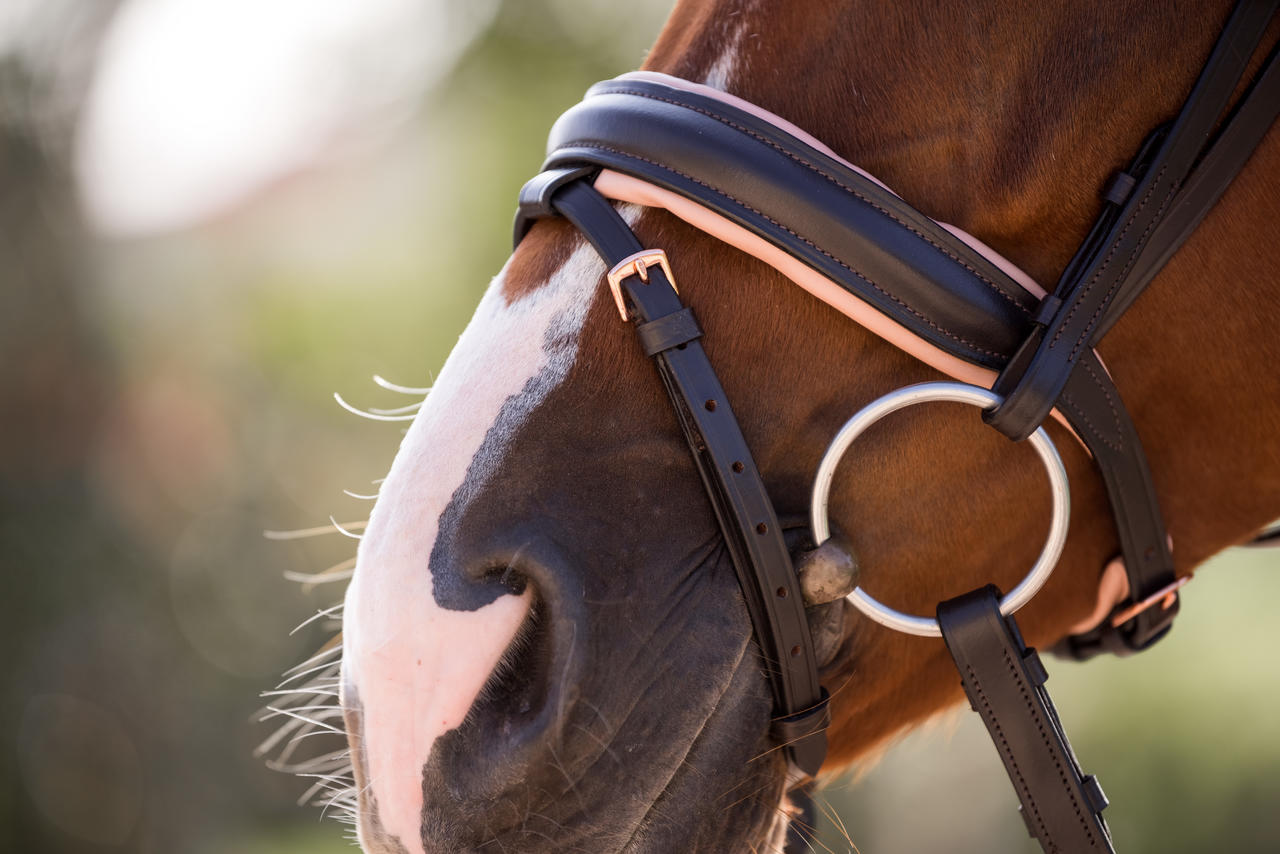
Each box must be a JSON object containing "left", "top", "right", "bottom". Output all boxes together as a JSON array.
[{"left": 511, "top": 2, "right": 1279, "bottom": 851}]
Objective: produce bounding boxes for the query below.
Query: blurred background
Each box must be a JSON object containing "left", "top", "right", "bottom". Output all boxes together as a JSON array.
[{"left": 1, "top": 1, "right": 1275, "bottom": 852}]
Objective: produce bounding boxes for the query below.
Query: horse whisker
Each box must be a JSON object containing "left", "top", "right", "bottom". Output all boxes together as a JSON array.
[
  {"left": 284, "top": 560, "right": 356, "bottom": 588},
  {"left": 262, "top": 705, "right": 347, "bottom": 735},
  {"left": 327, "top": 516, "right": 363, "bottom": 540},
  {"left": 282, "top": 642, "right": 342, "bottom": 672},
  {"left": 275, "top": 659, "right": 340, "bottom": 688},
  {"left": 367, "top": 401, "right": 423, "bottom": 415},
  {"left": 333, "top": 391, "right": 419, "bottom": 421},
  {"left": 289, "top": 604, "right": 345, "bottom": 636},
  {"left": 342, "top": 489, "right": 380, "bottom": 500},
  {"left": 261, "top": 686, "right": 339, "bottom": 700},
  {"left": 263, "top": 520, "right": 367, "bottom": 540},
  {"left": 811, "top": 791, "right": 858, "bottom": 851},
  {"left": 372, "top": 374, "right": 432, "bottom": 395}
]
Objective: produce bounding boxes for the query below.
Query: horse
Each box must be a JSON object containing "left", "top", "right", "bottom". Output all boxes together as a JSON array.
[{"left": 307, "top": 1, "right": 1279, "bottom": 851}]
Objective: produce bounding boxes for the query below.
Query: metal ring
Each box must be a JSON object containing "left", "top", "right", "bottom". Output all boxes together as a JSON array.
[{"left": 810, "top": 381, "right": 1070, "bottom": 638}]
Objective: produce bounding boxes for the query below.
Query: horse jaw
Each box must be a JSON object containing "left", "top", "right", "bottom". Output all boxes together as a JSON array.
[{"left": 340, "top": 240, "right": 604, "bottom": 854}]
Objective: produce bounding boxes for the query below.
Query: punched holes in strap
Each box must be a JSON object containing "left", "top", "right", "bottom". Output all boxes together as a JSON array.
[{"left": 540, "top": 176, "right": 829, "bottom": 776}]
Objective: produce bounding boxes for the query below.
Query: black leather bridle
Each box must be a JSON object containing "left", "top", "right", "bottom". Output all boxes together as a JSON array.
[{"left": 512, "top": 2, "right": 1279, "bottom": 851}]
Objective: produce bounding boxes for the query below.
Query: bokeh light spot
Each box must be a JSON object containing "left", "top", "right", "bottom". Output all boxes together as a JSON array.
[{"left": 18, "top": 693, "right": 144, "bottom": 846}]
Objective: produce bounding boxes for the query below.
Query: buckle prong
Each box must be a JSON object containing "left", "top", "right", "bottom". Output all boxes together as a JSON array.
[
  {"left": 606, "top": 249, "right": 677, "bottom": 320},
  {"left": 1109, "top": 575, "right": 1192, "bottom": 627}
]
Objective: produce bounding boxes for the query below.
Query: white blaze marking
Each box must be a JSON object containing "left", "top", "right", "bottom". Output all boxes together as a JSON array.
[
  {"left": 700, "top": 17, "right": 745, "bottom": 91},
  {"left": 341, "top": 236, "right": 612, "bottom": 853}
]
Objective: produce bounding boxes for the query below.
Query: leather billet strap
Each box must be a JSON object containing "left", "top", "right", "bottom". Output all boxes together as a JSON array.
[
  {"left": 516, "top": 174, "right": 831, "bottom": 775},
  {"left": 529, "top": 77, "right": 1178, "bottom": 655},
  {"left": 1054, "top": 354, "right": 1177, "bottom": 654},
  {"left": 939, "top": 587, "right": 1115, "bottom": 854}
]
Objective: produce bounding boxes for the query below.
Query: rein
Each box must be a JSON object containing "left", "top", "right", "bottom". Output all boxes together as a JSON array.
[{"left": 513, "top": 2, "right": 1279, "bottom": 850}]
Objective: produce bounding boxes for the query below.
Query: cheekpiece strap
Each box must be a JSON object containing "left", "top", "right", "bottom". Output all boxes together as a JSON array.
[
  {"left": 985, "top": 0, "right": 1279, "bottom": 651},
  {"left": 986, "top": 0, "right": 1280, "bottom": 443},
  {"left": 520, "top": 177, "right": 830, "bottom": 776}
]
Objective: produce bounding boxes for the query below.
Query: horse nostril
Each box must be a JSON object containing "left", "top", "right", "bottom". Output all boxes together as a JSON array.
[
  {"left": 482, "top": 564, "right": 528, "bottom": 596},
  {"left": 473, "top": 593, "right": 549, "bottom": 726},
  {"left": 459, "top": 547, "right": 583, "bottom": 743}
]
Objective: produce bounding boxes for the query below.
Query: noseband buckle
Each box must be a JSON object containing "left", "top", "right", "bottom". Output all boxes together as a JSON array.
[{"left": 606, "top": 249, "right": 677, "bottom": 320}]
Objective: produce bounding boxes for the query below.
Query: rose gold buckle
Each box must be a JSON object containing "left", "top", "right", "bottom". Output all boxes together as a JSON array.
[
  {"left": 1109, "top": 575, "right": 1192, "bottom": 627},
  {"left": 606, "top": 250, "right": 677, "bottom": 321}
]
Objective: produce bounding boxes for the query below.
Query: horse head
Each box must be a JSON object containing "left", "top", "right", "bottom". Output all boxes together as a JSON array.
[{"left": 335, "top": 2, "right": 1280, "bottom": 851}]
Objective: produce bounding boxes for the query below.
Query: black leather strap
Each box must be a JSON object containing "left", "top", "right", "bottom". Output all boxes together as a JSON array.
[
  {"left": 985, "top": 0, "right": 1280, "bottom": 441},
  {"left": 1058, "top": 354, "right": 1178, "bottom": 653},
  {"left": 528, "top": 178, "right": 830, "bottom": 774},
  {"left": 939, "top": 587, "right": 1114, "bottom": 854},
  {"left": 1096, "top": 37, "right": 1280, "bottom": 340},
  {"left": 637, "top": 307, "right": 702, "bottom": 356},
  {"left": 986, "top": 0, "right": 1278, "bottom": 649}
]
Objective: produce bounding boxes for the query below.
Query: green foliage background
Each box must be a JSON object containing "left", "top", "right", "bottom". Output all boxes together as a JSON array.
[{"left": 2, "top": 2, "right": 1276, "bottom": 852}]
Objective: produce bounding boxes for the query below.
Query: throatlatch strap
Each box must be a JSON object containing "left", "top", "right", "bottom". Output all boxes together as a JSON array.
[
  {"left": 521, "top": 176, "right": 830, "bottom": 775},
  {"left": 938, "top": 587, "right": 1114, "bottom": 854}
]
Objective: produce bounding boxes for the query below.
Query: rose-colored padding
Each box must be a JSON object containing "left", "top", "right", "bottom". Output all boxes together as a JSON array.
[
  {"left": 595, "top": 170, "right": 1001, "bottom": 388},
  {"left": 594, "top": 170, "right": 1085, "bottom": 447}
]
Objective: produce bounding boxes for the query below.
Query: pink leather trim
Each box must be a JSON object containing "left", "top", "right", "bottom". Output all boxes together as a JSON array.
[
  {"left": 595, "top": 169, "right": 998, "bottom": 388},
  {"left": 596, "top": 170, "right": 1085, "bottom": 450}
]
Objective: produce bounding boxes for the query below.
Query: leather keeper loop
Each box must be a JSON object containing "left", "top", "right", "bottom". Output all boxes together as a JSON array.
[
  {"left": 1082, "top": 775, "right": 1110, "bottom": 814},
  {"left": 513, "top": 166, "right": 598, "bottom": 247},
  {"left": 1032, "top": 294, "right": 1064, "bottom": 327},
  {"left": 637, "top": 307, "right": 702, "bottom": 356},
  {"left": 1102, "top": 171, "right": 1137, "bottom": 206},
  {"left": 770, "top": 688, "right": 831, "bottom": 776},
  {"left": 981, "top": 371, "right": 1057, "bottom": 442}
]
